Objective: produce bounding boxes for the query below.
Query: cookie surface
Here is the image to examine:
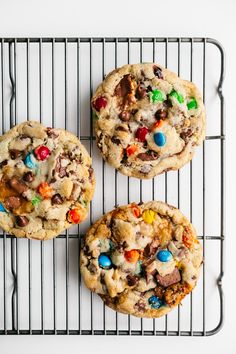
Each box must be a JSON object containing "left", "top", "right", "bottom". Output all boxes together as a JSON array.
[
  {"left": 80, "top": 201, "right": 202, "bottom": 318},
  {"left": 0, "top": 121, "right": 95, "bottom": 240},
  {"left": 92, "top": 63, "right": 205, "bottom": 179}
]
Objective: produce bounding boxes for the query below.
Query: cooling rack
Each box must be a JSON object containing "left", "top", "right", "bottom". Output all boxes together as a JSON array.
[{"left": 0, "top": 37, "right": 225, "bottom": 336}]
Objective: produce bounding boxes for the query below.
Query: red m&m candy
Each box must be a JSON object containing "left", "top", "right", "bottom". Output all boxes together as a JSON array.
[
  {"left": 93, "top": 97, "right": 107, "bottom": 111},
  {"left": 34, "top": 145, "right": 50, "bottom": 161},
  {"left": 135, "top": 127, "right": 149, "bottom": 142}
]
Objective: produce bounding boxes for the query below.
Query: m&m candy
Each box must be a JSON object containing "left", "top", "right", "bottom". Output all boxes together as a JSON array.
[
  {"left": 38, "top": 182, "right": 53, "bottom": 199},
  {"left": 67, "top": 208, "right": 81, "bottom": 224},
  {"left": 148, "top": 295, "right": 163, "bottom": 309},
  {"left": 156, "top": 249, "right": 172, "bottom": 262},
  {"left": 135, "top": 127, "right": 149, "bottom": 142},
  {"left": 151, "top": 89, "right": 165, "bottom": 103},
  {"left": 93, "top": 97, "right": 107, "bottom": 111},
  {"left": 24, "top": 153, "right": 37, "bottom": 169},
  {"left": 169, "top": 90, "right": 184, "bottom": 104},
  {"left": 187, "top": 98, "right": 198, "bottom": 110},
  {"left": 142, "top": 209, "right": 156, "bottom": 224},
  {"left": 31, "top": 195, "right": 41, "bottom": 206},
  {"left": 126, "top": 144, "right": 138, "bottom": 156},
  {"left": 130, "top": 203, "right": 141, "bottom": 218},
  {"left": 34, "top": 145, "right": 50, "bottom": 161},
  {"left": 98, "top": 254, "right": 112, "bottom": 269},
  {"left": 124, "top": 249, "right": 140, "bottom": 263},
  {"left": 154, "top": 132, "right": 166, "bottom": 147},
  {"left": 0, "top": 202, "right": 7, "bottom": 212}
]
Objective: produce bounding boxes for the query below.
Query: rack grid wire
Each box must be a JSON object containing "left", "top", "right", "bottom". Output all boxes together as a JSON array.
[{"left": 0, "top": 37, "right": 225, "bottom": 336}]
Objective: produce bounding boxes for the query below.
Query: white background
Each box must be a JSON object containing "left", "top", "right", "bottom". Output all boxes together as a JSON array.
[{"left": 0, "top": 0, "right": 235, "bottom": 353}]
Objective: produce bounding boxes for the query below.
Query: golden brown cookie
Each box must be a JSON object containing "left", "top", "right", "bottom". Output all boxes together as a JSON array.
[
  {"left": 80, "top": 201, "right": 203, "bottom": 318},
  {"left": 0, "top": 121, "right": 95, "bottom": 240},
  {"left": 92, "top": 63, "right": 205, "bottom": 179}
]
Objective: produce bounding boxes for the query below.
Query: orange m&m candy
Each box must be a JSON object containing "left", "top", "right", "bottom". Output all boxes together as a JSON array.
[
  {"left": 124, "top": 249, "right": 140, "bottom": 263},
  {"left": 38, "top": 182, "right": 53, "bottom": 199},
  {"left": 126, "top": 144, "right": 138, "bottom": 156},
  {"left": 130, "top": 203, "right": 141, "bottom": 218},
  {"left": 182, "top": 227, "right": 194, "bottom": 248},
  {"left": 67, "top": 208, "right": 81, "bottom": 224}
]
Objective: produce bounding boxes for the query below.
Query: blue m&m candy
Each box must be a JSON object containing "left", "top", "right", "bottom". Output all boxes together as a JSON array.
[
  {"left": 98, "top": 254, "right": 112, "bottom": 269},
  {"left": 0, "top": 202, "right": 7, "bottom": 212},
  {"left": 24, "top": 153, "right": 37, "bottom": 169},
  {"left": 148, "top": 295, "right": 163, "bottom": 309},
  {"left": 156, "top": 249, "right": 172, "bottom": 262},
  {"left": 154, "top": 132, "right": 166, "bottom": 147}
]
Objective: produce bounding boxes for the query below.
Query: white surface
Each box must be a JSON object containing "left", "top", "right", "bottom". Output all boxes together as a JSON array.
[{"left": 0, "top": 0, "right": 235, "bottom": 353}]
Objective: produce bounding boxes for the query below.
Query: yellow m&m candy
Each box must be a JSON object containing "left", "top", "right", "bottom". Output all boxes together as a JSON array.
[{"left": 142, "top": 209, "right": 156, "bottom": 224}]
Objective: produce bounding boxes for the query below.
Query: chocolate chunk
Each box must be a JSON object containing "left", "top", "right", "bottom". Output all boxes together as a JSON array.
[
  {"left": 50, "top": 177, "right": 57, "bottom": 184},
  {"left": 120, "top": 150, "right": 128, "bottom": 165},
  {"left": 55, "top": 156, "right": 67, "bottom": 178},
  {"left": 146, "top": 85, "right": 153, "bottom": 92},
  {"left": 131, "top": 109, "right": 138, "bottom": 115},
  {"left": 137, "top": 151, "right": 158, "bottom": 161},
  {"left": 156, "top": 268, "right": 181, "bottom": 288},
  {"left": 15, "top": 215, "right": 29, "bottom": 227},
  {"left": 70, "top": 183, "right": 79, "bottom": 201},
  {"left": 83, "top": 245, "right": 92, "bottom": 257},
  {"left": 9, "top": 176, "right": 28, "bottom": 194},
  {"left": 136, "top": 84, "right": 146, "bottom": 99},
  {"left": 163, "top": 98, "right": 173, "bottom": 108},
  {"left": 23, "top": 171, "right": 35, "bottom": 183},
  {"left": 180, "top": 129, "right": 193, "bottom": 141},
  {"left": 119, "top": 110, "right": 130, "bottom": 121},
  {"left": 115, "top": 75, "right": 136, "bottom": 107},
  {"left": 9, "top": 149, "right": 22, "bottom": 160},
  {"left": 155, "top": 109, "right": 167, "bottom": 120},
  {"left": 144, "top": 239, "right": 159, "bottom": 257},
  {"left": 126, "top": 274, "right": 139, "bottom": 286},
  {"left": 99, "top": 274, "right": 105, "bottom": 286},
  {"left": 46, "top": 127, "right": 59, "bottom": 138},
  {"left": 111, "top": 136, "right": 121, "bottom": 145},
  {"left": 0, "top": 160, "right": 8, "bottom": 168},
  {"left": 115, "top": 74, "right": 133, "bottom": 97},
  {"left": 153, "top": 65, "right": 163, "bottom": 79},
  {"left": 4, "top": 196, "right": 21, "bottom": 210},
  {"left": 51, "top": 193, "right": 63, "bottom": 205}
]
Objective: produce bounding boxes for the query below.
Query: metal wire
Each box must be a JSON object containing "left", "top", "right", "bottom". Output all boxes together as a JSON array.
[{"left": 0, "top": 37, "right": 225, "bottom": 336}]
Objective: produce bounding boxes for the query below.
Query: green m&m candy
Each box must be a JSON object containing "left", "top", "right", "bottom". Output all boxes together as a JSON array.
[
  {"left": 169, "top": 90, "right": 184, "bottom": 104},
  {"left": 150, "top": 89, "right": 165, "bottom": 103},
  {"left": 31, "top": 195, "right": 41, "bottom": 206},
  {"left": 187, "top": 98, "right": 198, "bottom": 110}
]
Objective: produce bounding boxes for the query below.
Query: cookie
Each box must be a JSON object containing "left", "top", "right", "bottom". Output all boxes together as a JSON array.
[
  {"left": 92, "top": 63, "right": 205, "bottom": 179},
  {"left": 0, "top": 121, "right": 95, "bottom": 240},
  {"left": 80, "top": 201, "right": 202, "bottom": 318}
]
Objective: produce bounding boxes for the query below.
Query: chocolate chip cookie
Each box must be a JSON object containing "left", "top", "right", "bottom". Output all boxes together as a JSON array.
[
  {"left": 92, "top": 63, "right": 205, "bottom": 179},
  {"left": 80, "top": 201, "right": 203, "bottom": 318},
  {"left": 0, "top": 121, "right": 95, "bottom": 240}
]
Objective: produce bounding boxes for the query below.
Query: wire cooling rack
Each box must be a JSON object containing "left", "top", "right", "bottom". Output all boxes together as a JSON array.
[{"left": 0, "top": 37, "right": 225, "bottom": 336}]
